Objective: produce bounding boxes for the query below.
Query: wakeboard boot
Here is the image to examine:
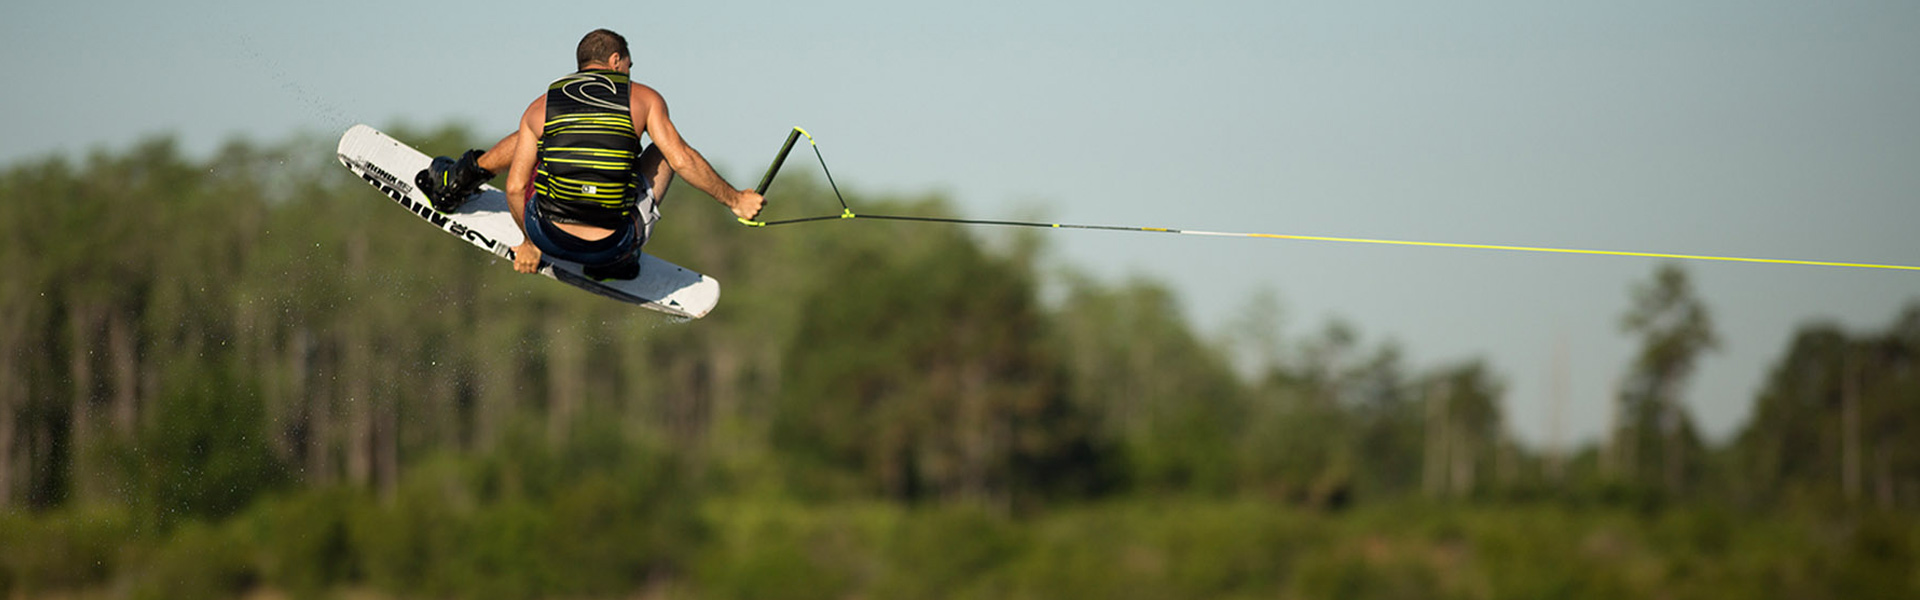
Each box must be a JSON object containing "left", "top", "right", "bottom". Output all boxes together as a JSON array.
[
  {"left": 583, "top": 251, "right": 642, "bottom": 282},
  {"left": 415, "top": 149, "right": 494, "bottom": 213}
]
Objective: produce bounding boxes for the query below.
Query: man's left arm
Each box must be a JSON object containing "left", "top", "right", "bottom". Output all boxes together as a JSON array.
[{"left": 634, "top": 85, "right": 765, "bottom": 220}]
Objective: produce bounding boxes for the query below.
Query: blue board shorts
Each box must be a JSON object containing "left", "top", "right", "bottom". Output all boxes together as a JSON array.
[{"left": 522, "top": 181, "right": 660, "bottom": 269}]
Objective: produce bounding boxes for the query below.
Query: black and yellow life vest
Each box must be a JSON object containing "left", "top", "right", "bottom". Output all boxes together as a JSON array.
[{"left": 534, "top": 69, "right": 643, "bottom": 227}]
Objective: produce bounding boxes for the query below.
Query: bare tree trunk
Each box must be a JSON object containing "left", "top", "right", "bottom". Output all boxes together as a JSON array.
[
  {"left": 709, "top": 344, "right": 742, "bottom": 454},
  {"left": 478, "top": 349, "right": 507, "bottom": 455},
  {"left": 1497, "top": 433, "right": 1518, "bottom": 491},
  {"left": 108, "top": 311, "right": 140, "bottom": 435},
  {"left": 991, "top": 384, "right": 1015, "bottom": 515},
  {"left": 0, "top": 381, "right": 12, "bottom": 508},
  {"left": 32, "top": 410, "right": 52, "bottom": 508},
  {"left": 425, "top": 358, "right": 458, "bottom": 452},
  {"left": 1605, "top": 377, "right": 1627, "bottom": 482},
  {"left": 345, "top": 231, "right": 372, "bottom": 489},
  {"left": 664, "top": 354, "right": 711, "bottom": 447},
  {"left": 546, "top": 317, "right": 581, "bottom": 446},
  {"left": 958, "top": 361, "right": 991, "bottom": 506},
  {"left": 346, "top": 331, "right": 372, "bottom": 488},
  {"left": 67, "top": 304, "right": 100, "bottom": 502},
  {"left": 1842, "top": 356, "right": 1861, "bottom": 503},
  {"left": 1449, "top": 423, "right": 1475, "bottom": 499},
  {"left": 255, "top": 310, "right": 297, "bottom": 467},
  {"left": 476, "top": 320, "right": 523, "bottom": 455},
  {"left": 141, "top": 356, "right": 159, "bottom": 434},
  {"left": 879, "top": 423, "right": 908, "bottom": 500},
  {"left": 307, "top": 336, "right": 336, "bottom": 486},
  {"left": 307, "top": 380, "right": 332, "bottom": 485},
  {"left": 1874, "top": 441, "right": 1894, "bottom": 510},
  {"left": 1548, "top": 335, "right": 1567, "bottom": 483},
  {"left": 0, "top": 306, "right": 19, "bottom": 507},
  {"left": 290, "top": 327, "right": 324, "bottom": 484},
  {"left": 1423, "top": 382, "right": 1449, "bottom": 499},
  {"left": 376, "top": 387, "right": 399, "bottom": 498},
  {"left": 1664, "top": 389, "right": 1684, "bottom": 495},
  {"left": 1619, "top": 384, "right": 1636, "bottom": 484}
]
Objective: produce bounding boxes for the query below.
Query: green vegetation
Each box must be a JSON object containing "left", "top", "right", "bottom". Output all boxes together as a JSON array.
[{"left": 1, "top": 129, "right": 1915, "bottom": 598}]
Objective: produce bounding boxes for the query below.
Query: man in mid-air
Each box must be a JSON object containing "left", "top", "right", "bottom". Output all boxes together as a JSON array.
[{"left": 419, "top": 28, "right": 765, "bottom": 280}]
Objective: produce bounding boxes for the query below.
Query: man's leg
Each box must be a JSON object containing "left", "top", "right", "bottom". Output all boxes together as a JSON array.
[
  {"left": 473, "top": 133, "right": 516, "bottom": 174},
  {"left": 638, "top": 144, "right": 673, "bottom": 208}
]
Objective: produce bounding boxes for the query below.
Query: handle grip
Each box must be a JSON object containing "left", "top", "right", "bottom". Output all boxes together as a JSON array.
[{"left": 755, "top": 128, "right": 804, "bottom": 196}]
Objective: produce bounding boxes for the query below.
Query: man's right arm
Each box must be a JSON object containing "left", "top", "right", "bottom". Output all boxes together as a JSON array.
[
  {"left": 506, "top": 97, "right": 545, "bottom": 273},
  {"left": 634, "top": 85, "right": 765, "bottom": 220}
]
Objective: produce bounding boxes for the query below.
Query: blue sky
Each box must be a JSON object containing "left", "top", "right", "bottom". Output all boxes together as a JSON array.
[{"left": 6, "top": 0, "right": 1919, "bottom": 449}]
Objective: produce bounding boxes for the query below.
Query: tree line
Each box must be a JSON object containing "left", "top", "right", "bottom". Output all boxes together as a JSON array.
[{"left": 1, "top": 128, "right": 1915, "bottom": 597}]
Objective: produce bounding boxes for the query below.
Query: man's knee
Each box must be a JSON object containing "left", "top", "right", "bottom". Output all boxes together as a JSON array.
[
  {"left": 639, "top": 144, "right": 673, "bottom": 193},
  {"left": 639, "top": 144, "right": 668, "bottom": 173}
]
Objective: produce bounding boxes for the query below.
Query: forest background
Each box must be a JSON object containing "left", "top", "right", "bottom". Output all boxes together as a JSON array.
[{"left": 0, "top": 127, "right": 1915, "bottom": 599}]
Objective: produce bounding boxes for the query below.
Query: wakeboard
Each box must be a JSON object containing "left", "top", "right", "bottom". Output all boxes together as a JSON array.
[{"left": 336, "top": 124, "right": 720, "bottom": 318}]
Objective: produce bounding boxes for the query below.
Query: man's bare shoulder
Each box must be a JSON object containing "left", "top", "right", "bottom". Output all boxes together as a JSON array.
[
  {"left": 519, "top": 94, "right": 547, "bottom": 130},
  {"left": 628, "top": 83, "right": 668, "bottom": 136},
  {"left": 629, "top": 82, "right": 666, "bottom": 105}
]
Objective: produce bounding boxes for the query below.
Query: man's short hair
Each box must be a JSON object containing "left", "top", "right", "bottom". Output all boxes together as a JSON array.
[{"left": 577, "top": 29, "right": 630, "bottom": 69}]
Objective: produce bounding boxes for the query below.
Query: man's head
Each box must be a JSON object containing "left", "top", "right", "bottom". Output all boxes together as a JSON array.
[{"left": 576, "top": 29, "right": 631, "bottom": 72}]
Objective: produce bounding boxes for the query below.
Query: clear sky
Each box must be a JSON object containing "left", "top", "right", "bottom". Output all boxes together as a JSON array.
[{"left": 6, "top": 0, "right": 1919, "bottom": 449}]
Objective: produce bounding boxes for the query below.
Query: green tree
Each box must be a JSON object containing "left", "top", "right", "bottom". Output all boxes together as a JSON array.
[
  {"left": 1051, "top": 274, "right": 1244, "bottom": 496},
  {"left": 1615, "top": 263, "right": 1718, "bottom": 496},
  {"left": 115, "top": 359, "right": 287, "bottom": 531},
  {"left": 1418, "top": 360, "right": 1506, "bottom": 500},
  {"left": 1735, "top": 301, "right": 1920, "bottom": 508},
  {"left": 775, "top": 197, "right": 1107, "bottom": 507}
]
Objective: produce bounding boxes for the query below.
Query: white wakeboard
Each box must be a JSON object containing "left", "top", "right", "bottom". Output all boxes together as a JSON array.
[{"left": 336, "top": 124, "right": 720, "bottom": 318}]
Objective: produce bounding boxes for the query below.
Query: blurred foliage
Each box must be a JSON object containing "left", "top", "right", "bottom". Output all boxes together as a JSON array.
[{"left": 0, "top": 129, "right": 1916, "bottom": 598}]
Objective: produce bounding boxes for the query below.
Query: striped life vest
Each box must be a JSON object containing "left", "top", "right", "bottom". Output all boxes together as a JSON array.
[{"left": 534, "top": 69, "right": 642, "bottom": 227}]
